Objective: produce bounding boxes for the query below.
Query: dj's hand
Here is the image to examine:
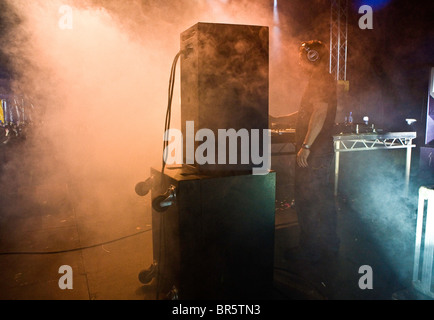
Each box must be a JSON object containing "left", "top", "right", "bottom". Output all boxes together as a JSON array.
[{"left": 297, "top": 148, "right": 310, "bottom": 168}]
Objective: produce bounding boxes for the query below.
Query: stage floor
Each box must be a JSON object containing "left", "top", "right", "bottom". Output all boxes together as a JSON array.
[{"left": 0, "top": 142, "right": 426, "bottom": 300}]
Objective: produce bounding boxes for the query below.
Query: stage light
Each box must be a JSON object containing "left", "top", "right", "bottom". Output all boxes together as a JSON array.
[
  {"left": 272, "top": 0, "right": 281, "bottom": 54},
  {"left": 354, "top": 0, "right": 392, "bottom": 10},
  {"left": 273, "top": 0, "right": 279, "bottom": 24}
]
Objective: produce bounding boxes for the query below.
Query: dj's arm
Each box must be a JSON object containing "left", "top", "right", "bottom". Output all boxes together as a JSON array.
[
  {"left": 269, "top": 111, "right": 299, "bottom": 128},
  {"left": 296, "top": 101, "right": 328, "bottom": 167}
]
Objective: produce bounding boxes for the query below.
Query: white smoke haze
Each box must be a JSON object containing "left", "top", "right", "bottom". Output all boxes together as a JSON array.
[
  {"left": 339, "top": 149, "right": 419, "bottom": 283},
  {"left": 3, "top": 1, "right": 166, "bottom": 220},
  {"left": 0, "top": 0, "right": 308, "bottom": 244},
  {"left": 2, "top": 0, "right": 411, "bottom": 251}
]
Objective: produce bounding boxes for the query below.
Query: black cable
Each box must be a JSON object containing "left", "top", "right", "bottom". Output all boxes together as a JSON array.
[
  {"left": 0, "top": 228, "right": 152, "bottom": 256},
  {"left": 274, "top": 266, "right": 328, "bottom": 299},
  {"left": 162, "top": 52, "right": 180, "bottom": 173},
  {"left": 162, "top": 51, "right": 181, "bottom": 175},
  {"left": 155, "top": 51, "right": 181, "bottom": 300}
]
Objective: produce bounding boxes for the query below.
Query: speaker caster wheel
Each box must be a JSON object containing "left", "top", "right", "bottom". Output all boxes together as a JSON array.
[{"left": 138, "top": 262, "right": 158, "bottom": 285}]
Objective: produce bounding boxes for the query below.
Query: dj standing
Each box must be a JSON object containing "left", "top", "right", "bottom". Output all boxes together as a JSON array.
[{"left": 292, "top": 40, "right": 340, "bottom": 262}]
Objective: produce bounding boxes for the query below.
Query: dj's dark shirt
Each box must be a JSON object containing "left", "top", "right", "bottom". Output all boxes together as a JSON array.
[{"left": 295, "top": 69, "right": 337, "bottom": 155}]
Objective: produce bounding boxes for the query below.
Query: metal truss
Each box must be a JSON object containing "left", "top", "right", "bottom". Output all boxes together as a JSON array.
[
  {"left": 333, "top": 132, "right": 417, "bottom": 196},
  {"left": 329, "top": 0, "right": 348, "bottom": 81},
  {"left": 334, "top": 132, "right": 417, "bottom": 152}
]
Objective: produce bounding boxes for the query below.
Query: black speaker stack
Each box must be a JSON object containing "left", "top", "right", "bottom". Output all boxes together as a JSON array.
[{"left": 143, "top": 23, "right": 276, "bottom": 300}]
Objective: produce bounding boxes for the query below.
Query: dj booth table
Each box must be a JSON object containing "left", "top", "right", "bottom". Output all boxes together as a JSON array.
[
  {"left": 333, "top": 132, "right": 417, "bottom": 196},
  {"left": 271, "top": 130, "right": 417, "bottom": 197}
]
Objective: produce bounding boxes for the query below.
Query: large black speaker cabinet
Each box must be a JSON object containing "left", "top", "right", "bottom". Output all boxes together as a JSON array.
[
  {"left": 150, "top": 167, "right": 276, "bottom": 299},
  {"left": 180, "top": 22, "right": 269, "bottom": 174}
]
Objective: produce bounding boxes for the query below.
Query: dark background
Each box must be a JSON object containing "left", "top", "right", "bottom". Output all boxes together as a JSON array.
[{"left": 277, "top": 0, "right": 433, "bottom": 134}]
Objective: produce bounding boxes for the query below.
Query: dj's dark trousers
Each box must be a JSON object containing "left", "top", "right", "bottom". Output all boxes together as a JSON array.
[{"left": 294, "top": 153, "right": 340, "bottom": 259}]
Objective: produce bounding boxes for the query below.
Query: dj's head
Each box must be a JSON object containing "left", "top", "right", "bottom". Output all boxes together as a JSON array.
[{"left": 299, "top": 40, "right": 328, "bottom": 70}]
